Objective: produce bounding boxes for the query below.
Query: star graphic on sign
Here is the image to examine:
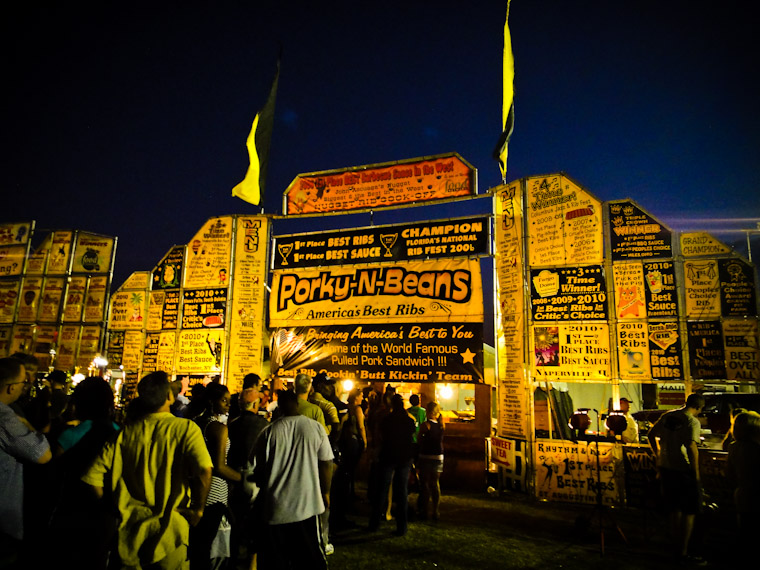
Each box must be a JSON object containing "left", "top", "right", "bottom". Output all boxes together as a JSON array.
[{"left": 461, "top": 348, "right": 476, "bottom": 364}]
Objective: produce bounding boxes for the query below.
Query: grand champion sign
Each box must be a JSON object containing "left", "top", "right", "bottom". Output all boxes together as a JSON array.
[
  {"left": 271, "top": 322, "right": 483, "bottom": 383},
  {"left": 270, "top": 258, "right": 483, "bottom": 327},
  {"left": 273, "top": 216, "right": 490, "bottom": 269},
  {"left": 283, "top": 153, "right": 476, "bottom": 215}
]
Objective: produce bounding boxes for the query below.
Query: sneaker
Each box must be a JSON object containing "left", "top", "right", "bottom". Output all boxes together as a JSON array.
[{"left": 325, "top": 543, "right": 335, "bottom": 556}]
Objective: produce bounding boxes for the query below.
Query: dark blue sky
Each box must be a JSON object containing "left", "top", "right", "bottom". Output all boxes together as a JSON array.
[{"left": 4, "top": 0, "right": 759, "bottom": 292}]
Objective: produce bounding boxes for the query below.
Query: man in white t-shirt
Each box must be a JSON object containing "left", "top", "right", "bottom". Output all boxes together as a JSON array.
[{"left": 253, "top": 389, "right": 333, "bottom": 569}]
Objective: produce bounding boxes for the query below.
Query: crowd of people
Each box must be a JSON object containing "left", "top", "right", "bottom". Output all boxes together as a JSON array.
[{"left": 0, "top": 355, "right": 445, "bottom": 570}]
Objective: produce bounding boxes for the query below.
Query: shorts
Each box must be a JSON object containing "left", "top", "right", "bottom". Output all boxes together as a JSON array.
[
  {"left": 659, "top": 468, "right": 702, "bottom": 515},
  {"left": 418, "top": 456, "right": 444, "bottom": 475}
]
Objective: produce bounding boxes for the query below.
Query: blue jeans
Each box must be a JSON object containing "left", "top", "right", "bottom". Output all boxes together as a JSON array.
[{"left": 369, "top": 459, "right": 413, "bottom": 534}]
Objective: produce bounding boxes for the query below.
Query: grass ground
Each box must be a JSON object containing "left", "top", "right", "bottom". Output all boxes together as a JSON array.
[{"left": 325, "top": 486, "right": 735, "bottom": 570}]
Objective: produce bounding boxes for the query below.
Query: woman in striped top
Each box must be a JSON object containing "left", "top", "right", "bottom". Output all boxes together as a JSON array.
[{"left": 192, "top": 382, "right": 241, "bottom": 569}]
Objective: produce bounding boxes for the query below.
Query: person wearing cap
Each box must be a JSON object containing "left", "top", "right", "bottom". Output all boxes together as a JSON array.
[{"left": 619, "top": 397, "right": 639, "bottom": 443}]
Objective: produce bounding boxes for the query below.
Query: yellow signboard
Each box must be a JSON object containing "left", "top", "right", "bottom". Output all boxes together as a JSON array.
[
  {"left": 47, "top": 231, "right": 74, "bottom": 274},
  {"left": 26, "top": 233, "right": 51, "bottom": 275},
  {"left": 72, "top": 233, "right": 115, "bottom": 273},
  {"left": 284, "top": 153, "right": 476, "bottom": 215},
  {"left": 270, "top": 258, "right": 483, "bottom": 327},
  {"left": 121, "top": 271, "right": 151, "bottom": 291},
  {"left": 613, "top": 262, "right": 646, "bottom": 320},
  {"left": 494, "top": 183, "right": 528, "bottom": 439},
  {"left": 184, "top": 217, "right": 233, "bottom": 289},
  {"left": 531, "top": 324, "right": 611, "bottom": 382},
  {"left": 617, "top": 321, "right": 651, "bottom": 380},
  {"left": 680, "top": 232, "right": 731, "bottom": 257},
  {"left": 56, "top": 326, "right": 80, "bottom": 370},
  {"left": 534, "top": 440, "right": 623, "bottom": 505},
  {"left": 176, "top": 329, "right": 223, "bottom": 374},
  {"left": 84, "top": 276, "right": 109, "bottom": 322},
  {"left": 62, "top": 276, "right": 88, "bottom": 322},
  {"left": 109, "top": 291, "right": 146, "bottom": 330},
  {"left": 684, "top": 259, "right": 720, "bottom": 318},
  {"left": 38, "top": 277, "right": 65, "bottom": 322},
  {"left": 228, "top": 217, "right": 269, "bottom": 392},
  {"left": 18, "top": 277, "right": 42, "bottom": 322},
  {"left": 0, "top": 280, "right": 20, "bottom": 324},
  {"left": 527, "top": 175, "right": 603, "bottom": 267},
  {"left": 723, "top": 319, "right": 759, "bottom": 381}
]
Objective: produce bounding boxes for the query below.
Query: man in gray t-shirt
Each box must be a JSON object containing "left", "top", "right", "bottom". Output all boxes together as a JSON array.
[
  {"left": 648, "top": 394, "right": 705, "bottom": 563},
  {"left": 254, "top": 389, "right": 333, "bottom": 569}
]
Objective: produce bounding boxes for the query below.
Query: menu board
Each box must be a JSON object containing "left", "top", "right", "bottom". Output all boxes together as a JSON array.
[
  {"left": 227, "top": 217, "right": 270, "bottom": 392},
  {"left": 494, "top": 184, "right": 528, "bottom": 438}
]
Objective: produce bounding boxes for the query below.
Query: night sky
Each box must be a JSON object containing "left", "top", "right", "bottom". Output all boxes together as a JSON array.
[{"left": 4, "top": 1, "right": 759, "bottom": 293}]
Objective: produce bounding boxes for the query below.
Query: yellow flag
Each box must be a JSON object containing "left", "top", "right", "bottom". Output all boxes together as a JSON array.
[
  {"left": 495, "top": 1, "right": 515, "bottom": 182},
  {"left": 232, "top": 60, "right": 280, "bottom": 206}
]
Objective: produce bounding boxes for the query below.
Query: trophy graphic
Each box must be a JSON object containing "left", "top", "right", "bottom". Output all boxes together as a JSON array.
[
  {"left": 380, "top": 234, "right": 397, "bottom": 257},
  {"left": 278, "top": 243, "right": 294, "bottom": 265}
]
